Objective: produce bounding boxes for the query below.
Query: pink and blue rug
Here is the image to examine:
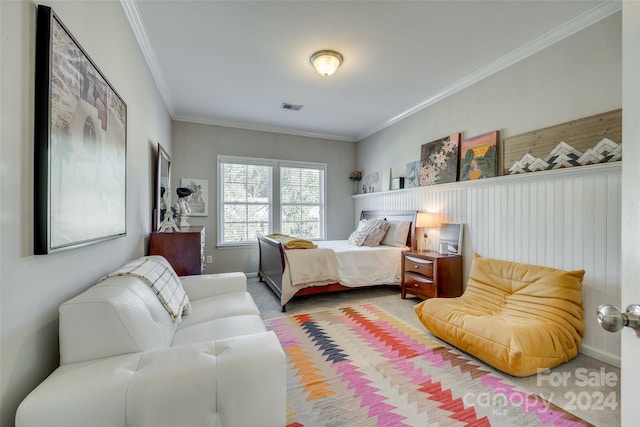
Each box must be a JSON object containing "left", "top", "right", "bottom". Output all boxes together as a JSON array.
[{"left": 266, "top": 304, "right": 591, "bottom": 427}]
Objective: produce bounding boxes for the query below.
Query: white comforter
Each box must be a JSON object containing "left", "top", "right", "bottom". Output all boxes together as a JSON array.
[{"left": 280, "top": 240, "right": 406, "bottom": 305}]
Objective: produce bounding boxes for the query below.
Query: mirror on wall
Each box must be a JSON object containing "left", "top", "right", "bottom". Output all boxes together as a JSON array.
[{"left": 155, "top": 143, "right": 171, "bottom": 231}]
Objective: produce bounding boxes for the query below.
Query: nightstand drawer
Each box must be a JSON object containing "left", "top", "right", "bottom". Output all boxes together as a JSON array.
[
  {"left": 404, "top": 255, "right": 434, "bottom": 278},
  {"left": 404, "top": 272, "right": 437, "bottom": 298}
]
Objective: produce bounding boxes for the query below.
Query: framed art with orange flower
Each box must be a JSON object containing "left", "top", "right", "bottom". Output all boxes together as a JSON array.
[
  {"left": 419, "top": 133, "right": 460, "bottom": 186},
  {"left": 459, "top": 131, "right": 499, "bottom": 181}
]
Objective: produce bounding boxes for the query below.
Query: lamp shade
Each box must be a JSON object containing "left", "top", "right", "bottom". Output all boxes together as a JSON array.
[
  {"left": 310, "top": 50, "right": 343, "bottom": 77},
  {"left": 416, "top": 212, "right": 436, "bottom": 228}
]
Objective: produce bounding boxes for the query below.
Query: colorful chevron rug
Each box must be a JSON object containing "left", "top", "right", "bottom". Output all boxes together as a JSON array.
[{"left": 266, "top": 304, "right": 591, "bottom": 427}]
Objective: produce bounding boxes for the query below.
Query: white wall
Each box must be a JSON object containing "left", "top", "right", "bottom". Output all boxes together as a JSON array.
[
  {"left": 355, "top": 12, "right": 622, "bottom": 365},
  {"left": 358, "top": 13, "right": 621, "bottom": 181},
  {"left": 171, "top": 121, "right": 356, "bottom": 273},
  {"left": 0, "top": 1, "right": 171, "bottom": 425}
]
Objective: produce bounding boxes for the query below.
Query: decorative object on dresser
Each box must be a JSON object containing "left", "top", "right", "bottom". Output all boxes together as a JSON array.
[
  {"left": 401, "top": 250, "right": 463, "bottom": 300},
  {"left": 180, "top": 177, "right": 209, "bottom": 216},
  {"left": 502, "top": 109, "right": 621, "bottom": 175},
  {"left": 149, "top": 226, "right": 205, "bottom": 275},
  {"left": 257, "top": 210, "right": 417, "bottom": 311},
  {"left": 459, "top": 130, "right": 499, "bottom": 181},
  {"left": 34, "top": 5, "right": 127, "bottom": 254},
  {"left": 174, "top": 187, "right": 193, "bottom": 228},
  {"left": 419, "top": 133, "right": 460, "bottom": 186}
]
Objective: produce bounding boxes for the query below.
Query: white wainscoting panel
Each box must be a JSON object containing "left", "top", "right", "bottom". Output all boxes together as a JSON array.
[{"left": 355, "top": 163, "right": 621, "bottom": 366}]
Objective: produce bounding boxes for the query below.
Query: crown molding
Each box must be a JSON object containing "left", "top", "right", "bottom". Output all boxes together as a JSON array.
[
  {"left": 173, "top": 114, "right": 358, "bottom": 142},
  {"left": 120, "top": 0, "right": 175, "bottom": 115},
  {"left": 357, "top": 0, "right": 622, "bottom": 141}
]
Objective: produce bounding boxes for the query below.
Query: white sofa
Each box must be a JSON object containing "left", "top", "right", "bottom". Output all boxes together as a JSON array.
[{"left": 16, "top": 256, "right": 286, "bottom": 427}]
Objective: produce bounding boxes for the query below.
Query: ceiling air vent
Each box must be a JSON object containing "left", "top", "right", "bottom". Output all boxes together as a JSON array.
[{"left": 281, "top": 102, "right": 303, "bottom": 111}]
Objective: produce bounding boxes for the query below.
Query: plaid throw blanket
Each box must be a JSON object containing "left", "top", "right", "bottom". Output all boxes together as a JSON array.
[{"left": 99, "top": 256, "right": 191, "bottom": 323}]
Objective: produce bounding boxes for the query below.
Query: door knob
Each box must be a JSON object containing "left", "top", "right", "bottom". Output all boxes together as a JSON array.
[{"left": 597, "top": 304, "right": 640, "bottom": 337}]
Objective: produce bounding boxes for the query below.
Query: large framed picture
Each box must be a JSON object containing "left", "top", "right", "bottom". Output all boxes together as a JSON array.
[
  {"left": 180, "top": 178, "right": 209, "bottom": 216},
  {"left": 34, "top": 6, "right": 127, "bottom": 254}
]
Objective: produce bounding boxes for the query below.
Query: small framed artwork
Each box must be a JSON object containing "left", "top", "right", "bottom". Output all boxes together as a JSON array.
[
  {"left": 439, "top": 223, "right": 463, "bottom": 254},
  {"left": 405, "top": 161, "right": 419, "bottom": 188},
  {"left": 391, "top": 177, "right": 405, "bottom": 190},
  {"left": 34, "top": 5, "right": 127, "bottom": 254},
  {"left": 420, "top": 133, "right": 460, "bottom": 186},
  {"left": 459, "top": 131, "right": 499, "bottom": 180},
  {"left": 180, "top": 178, "right": 209, "bottom": 216},
  {"left": 381, "top": 168, "right": 391, "bottom": 191}
]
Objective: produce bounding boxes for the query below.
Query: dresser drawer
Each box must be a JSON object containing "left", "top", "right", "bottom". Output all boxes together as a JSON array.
[
  {"left": 404, "top": 255, "right": 434, "bottom": 278},
  {"left": 404, "top": 272, "right": 437, "bottom": 299}
]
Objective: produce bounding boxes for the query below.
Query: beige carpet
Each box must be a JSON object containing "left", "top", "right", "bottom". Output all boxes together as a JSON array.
[{"left": 248, "top": 277, "right": 620, "bottom": 427}]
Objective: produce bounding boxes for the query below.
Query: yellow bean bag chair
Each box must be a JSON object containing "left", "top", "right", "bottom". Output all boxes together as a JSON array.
[{"left": 414, "top": 254, "right": 585, "bottom": 377}]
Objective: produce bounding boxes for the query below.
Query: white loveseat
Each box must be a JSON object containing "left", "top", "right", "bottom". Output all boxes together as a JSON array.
[{"left": 16, "top": 256, "right": 286, "bottom": 427}]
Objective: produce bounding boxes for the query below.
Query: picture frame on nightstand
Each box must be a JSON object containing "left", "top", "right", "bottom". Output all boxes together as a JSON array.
[{"left": 439, "top": 223, "right": 463, "bottom": 254}]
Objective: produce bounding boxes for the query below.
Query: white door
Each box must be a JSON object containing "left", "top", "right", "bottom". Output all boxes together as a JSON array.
[{"left": 620, "top": 3, "right": 640, "bottom": 425}]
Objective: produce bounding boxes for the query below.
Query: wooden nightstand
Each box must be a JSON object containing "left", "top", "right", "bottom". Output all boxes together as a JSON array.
[{"left": 401, "top": 250, "right": 463, "bottom": 300}]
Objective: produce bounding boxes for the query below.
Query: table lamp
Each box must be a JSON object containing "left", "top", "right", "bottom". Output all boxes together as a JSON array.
[{"left": 416, "top": 212, "right": 437, "bottom": 251}]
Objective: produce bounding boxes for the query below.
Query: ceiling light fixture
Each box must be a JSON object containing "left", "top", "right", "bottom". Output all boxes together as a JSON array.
[{"left": 310, "top": 50, "right": 343, "bottom": 77}]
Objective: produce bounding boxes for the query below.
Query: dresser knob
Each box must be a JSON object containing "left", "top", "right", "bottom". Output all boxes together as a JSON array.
[{"left": 414, "top": 265, "right": 419, "bottom": 269}]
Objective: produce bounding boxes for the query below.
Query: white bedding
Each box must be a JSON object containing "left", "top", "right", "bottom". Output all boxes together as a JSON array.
[{"left": 280, "top": 240, "right": 406, "bottom": 306}]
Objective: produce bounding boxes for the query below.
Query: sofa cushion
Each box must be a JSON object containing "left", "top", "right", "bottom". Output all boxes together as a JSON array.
[
  {"left": 415, "top": 253, "right": 585, "bottom": 377},
  {"left": 177, "top": 292, "right": 260, "bottom": 328},
  {"left": 172, "top": 315, "right": 267, "bottom": 347}
]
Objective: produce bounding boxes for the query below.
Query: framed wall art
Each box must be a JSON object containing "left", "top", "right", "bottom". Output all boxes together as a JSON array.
[
  {"left": 34, "top": 6, "right": 127, "bottom": 254},
  {"left": 459, "top": 131, "right": 498, "bottom": 181},
  {"left": 180, "top": 178, "right": 209, "bottom": 216},
  {"left": 420, "top": 133, "right": 460, "bottom": 186},
  {"left": 405, "top": 161, "right": 419, "bottom": 188}
]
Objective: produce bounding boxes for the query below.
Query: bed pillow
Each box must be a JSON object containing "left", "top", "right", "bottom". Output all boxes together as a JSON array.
[
  {"left": 347, "top": 230, "right": 368, "bottom": 246},
  {"left": 362, "top": 219, "right": 390, "bottom": 247},
  {"left": 347, "top": 219, "right": 370, "bottom": 246},
  {"left": 381, "top": 220, "right": 411, "bottom": 247}
]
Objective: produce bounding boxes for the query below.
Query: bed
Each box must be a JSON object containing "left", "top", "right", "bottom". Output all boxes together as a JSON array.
[{"left": 257, "top": 210, "right": 417, "bottom": 311}]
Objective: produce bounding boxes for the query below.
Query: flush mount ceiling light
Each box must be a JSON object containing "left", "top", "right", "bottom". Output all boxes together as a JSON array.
[{"left": 310, "top": 50, "right": 343, "bottom": 77}]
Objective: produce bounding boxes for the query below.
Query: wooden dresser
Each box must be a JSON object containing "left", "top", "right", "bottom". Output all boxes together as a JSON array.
[
  {"left": 149, "top": 226, "right": 205, "bottom": 276},
  {"left": 401, "top": 250, "right": 463, "bottom": 300}
]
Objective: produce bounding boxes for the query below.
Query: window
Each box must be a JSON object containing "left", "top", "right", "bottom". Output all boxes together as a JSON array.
[{"left": 218, "top": 156, "right": 325, "bottom": 246}]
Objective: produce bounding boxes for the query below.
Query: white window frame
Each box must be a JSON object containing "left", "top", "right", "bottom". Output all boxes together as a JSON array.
[{"left": 217, "top": 155, "right": 327, "bottom": 247}]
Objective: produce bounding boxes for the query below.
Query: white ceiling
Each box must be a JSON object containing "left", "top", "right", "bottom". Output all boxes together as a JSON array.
[{"left": 123, "top": 0, "right": 620, "bottom": 142}]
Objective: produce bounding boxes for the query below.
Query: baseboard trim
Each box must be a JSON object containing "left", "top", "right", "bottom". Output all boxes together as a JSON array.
[{"left": 580, "top": 344, "right": 620, "bottom": 368}]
